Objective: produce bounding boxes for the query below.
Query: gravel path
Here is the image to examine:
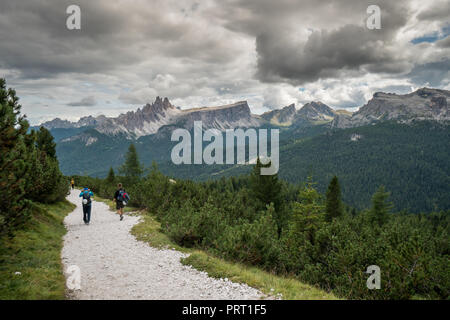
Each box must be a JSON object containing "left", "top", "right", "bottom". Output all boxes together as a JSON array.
[{"left": 62, "top": 190, "right": 265, "bottom": 300}]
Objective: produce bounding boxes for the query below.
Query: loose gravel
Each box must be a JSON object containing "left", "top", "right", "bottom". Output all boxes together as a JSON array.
[{"left": 62, "top": 190, "right": 265, "bottom": 300}]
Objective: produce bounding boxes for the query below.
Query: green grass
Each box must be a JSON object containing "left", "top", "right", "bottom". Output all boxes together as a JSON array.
[
  {"left": 129, "top": 208, "right": 338, "bottom": 300},
  {"left": 181, "top": 252, "right": 338, "bottom": 300},
  {"left": 131, "top": 214, "right": 189, "bottom": 253},
  {"left": 0, "top": 200, "right": 76, "bottom": 300}
]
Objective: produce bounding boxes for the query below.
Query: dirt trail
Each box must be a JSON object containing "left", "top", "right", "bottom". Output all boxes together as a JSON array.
[{"left": 62, "top": 190, "right": 264, "bottom": 300}]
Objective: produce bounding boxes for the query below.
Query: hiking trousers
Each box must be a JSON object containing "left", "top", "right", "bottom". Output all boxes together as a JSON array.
[{"left": 82, "top": 204, "right": 92, "bottom": 223}]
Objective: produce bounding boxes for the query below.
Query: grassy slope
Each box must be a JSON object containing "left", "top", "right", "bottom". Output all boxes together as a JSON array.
[
  {"left": 0, "top": 200, "right": 75, "bottom": 300},
  {"left": 131, "top": 211, "right": 338, "bottom": 300}
]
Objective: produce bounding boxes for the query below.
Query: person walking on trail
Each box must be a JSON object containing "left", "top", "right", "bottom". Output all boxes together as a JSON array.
[
  {"left": 114, "top": 183, "right": 130, "bottom": 221},
  {"left": 79, "top": 187, "right": 94, "bottom": 225},
  {"left": 71, "top": 178, "right": 75, "bottom": 190}
]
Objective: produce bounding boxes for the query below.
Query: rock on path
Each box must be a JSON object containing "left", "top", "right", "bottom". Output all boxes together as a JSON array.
[{"left": 62, "top": 190, "right": 264, "bottom": 300}]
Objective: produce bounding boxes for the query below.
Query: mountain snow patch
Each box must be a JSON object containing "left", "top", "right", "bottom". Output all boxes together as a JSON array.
[
  {"left": 350, "top": 133, "right": 363, "bottom": 141},
  {"left": 85, "top": 137, "right": 98, "bottom": 146}
]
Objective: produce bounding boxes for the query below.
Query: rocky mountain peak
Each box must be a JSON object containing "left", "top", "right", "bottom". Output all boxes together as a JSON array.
[
  {"left": 260, "top": 103, "right": 297, "bottom": 125},
  {"left": 296, "top": 101, "right": 336, "bottom": 122},
  {"left": 78, "top": 115, "right": 108, "bottom": 127},
  {"left": 40, "top": 117, "right": 73, "bottom": 129},
  {"left": 332, "top": 87, "right": 449, "bottom": 128},
  {"left": 39, "top": 115, "right": 107, "bottom": 129},
  {"left": 141, "top": 96, "right": 176, "bottom": 115},
  {"left": 97, "top": 96, "right": 181, "bottom": 137},
  {"left": 178, "top": 101, "right": 260, "bottom": 131},
  {"left": 261, "top": 101, "right": 335, "bottom": 125}
]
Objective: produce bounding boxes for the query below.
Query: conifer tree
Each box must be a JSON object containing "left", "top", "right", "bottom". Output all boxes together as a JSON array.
[
  {"left": 0, "top": 78, "right": 31, "bottom": 236},
  {"left": 119, "top": 143, "right": 143, "bottom": 183},
  {"left": 36, "top": 126, "right": 57, "bottom": 158},
  {"left": 250, "top": 158, "right": 285, "bottom": 237},
  {"left": 369, "top": 185, "right": 393, "bottom": 226},
  {"left": 106, "top": 167, "right": 115, "bottom": 185},
  {"left": 325, "top": 175, "right": 343, "bottom": 221},
  {"left": 289, "top": 178, "right": 325, "bottom": 245}
]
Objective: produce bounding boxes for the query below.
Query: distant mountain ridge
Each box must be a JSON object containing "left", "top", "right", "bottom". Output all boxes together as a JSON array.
[
  {"left": 332, "top": 88, "right": 450, "bottom": 128},
  {"left": 39, "top": 87, "right": 449, "bottom": 139},
  {"left": 40, "top": 115, "right": 108, "bottom": 129},
  {"left": 260, "top": 101, "right": 337, "bottom": 126},
  {"left": 40, "top": 97, "right": 261, "bottom": 139}
]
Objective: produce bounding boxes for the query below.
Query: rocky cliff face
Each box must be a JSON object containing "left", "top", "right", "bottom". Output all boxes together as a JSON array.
[
  {"left": 40, "top": 115, "right": 108, "bottom": 129},
  {"left": 261, "top": 101, "right": 336, "bottom": 126},
  {"left": 178, "top": 101, "right": 261, "bottom": 131},
  {"left": 296, "top": 101, "right": 336, "bottom": 122},
  {"left": 332, "top": 88, "right": 449, "bottom": 128},
  {"left": 95, "top": 97, "right": 181, "bottom": 137},
  {"left": 77, "top": 115, "right": 108, "bottom": 127},
  {"left": 261, "top": 104, "right": 297, "bottom": 125},
  {"left": 41, "top": 87, "right": 449, "bottom": 138},
  {"left": 42, "top": 97, "right": 261, "bottom": 139}
]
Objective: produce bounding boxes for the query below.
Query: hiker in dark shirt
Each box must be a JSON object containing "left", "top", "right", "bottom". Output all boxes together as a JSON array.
[
  {"left": 79, "top": 187, "right": 94, "bottom": 225},
  {"left": 114, "top": 183, "right": 127, "bottom": 221}
]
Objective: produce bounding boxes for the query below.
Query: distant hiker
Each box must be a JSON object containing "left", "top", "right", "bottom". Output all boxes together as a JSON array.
[
  {"left": 79, "top": 187, "right": 94, "bottom": 225},
  {"left": 114, "top": 183, "right": 130, "bottom": 221},
  {"left": 71, "top": 178, "right": 75, "bottom": 190}
]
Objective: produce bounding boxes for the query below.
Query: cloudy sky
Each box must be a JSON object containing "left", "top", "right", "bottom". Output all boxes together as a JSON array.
[{"left": 0, "top": 0, "right": 449, "bottom": 124}]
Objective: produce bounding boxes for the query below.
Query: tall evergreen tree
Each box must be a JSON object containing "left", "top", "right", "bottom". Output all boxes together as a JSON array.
[
  {"left": 119, "top": 143, "right": 143, "bottom": 183},
  {"left": 36, "top": 126, "right": 56, "bottom": 158},
  {"left": 289, "top": 178, "right": 325, "bottom": 245},
  {"left": 325, "top": 175, "right": 343, "bottom": 221},
  {"left": 0, "top": 78, "right": 32, "bottom": 236},
  {"left": 250, "top": 158, "right": 285, "bottom": 238},
  {"left": 106, "top": 167, "right": 115, "bottom": 184},
  {"left": 369, "top": 185, "right": 393, "bottom": 226}
]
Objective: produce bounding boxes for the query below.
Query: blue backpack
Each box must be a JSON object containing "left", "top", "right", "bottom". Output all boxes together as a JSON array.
[{"left": 82, "top": 191, "right": 92, "bottom": 205}]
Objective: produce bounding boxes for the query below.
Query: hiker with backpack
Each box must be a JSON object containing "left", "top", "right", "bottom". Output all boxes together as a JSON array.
[
  {"left": 79, "top": 187, "right": 94, "bottom": 225},
  {"left": 114, "top": 183, "right": 130, "bottom": 221}
]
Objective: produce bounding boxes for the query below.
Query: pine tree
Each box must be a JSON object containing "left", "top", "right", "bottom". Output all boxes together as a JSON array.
[
  {"left": 106, "top": 167, "right": 115, "bottom": 185},
  {"left": 325, "top": 175, "right": 343, "bottom": 222},
  {"left": 250, "top": 158, "right": 285, "bottom": 238},
  {"left": 0, "top": 78, "right": 32, "bottom": 236},
  {"left": 119, "top": 143, "right": 143, "bottom": 183},
  {"left": 250, "top": 158, "right": 282, "bottom": 207},
  {"left": 36, "top": 126, "right": 56, "bottom": 158},
  {"left": 289, "top": 178, "right": 325, "bottom": 245},
  {"left": 369, "top": 185, "right": 393, "bottom": 226}
]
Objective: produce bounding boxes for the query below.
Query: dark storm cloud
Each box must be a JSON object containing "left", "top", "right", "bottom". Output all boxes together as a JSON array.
[
  {"left": 407, "top": 59, "right": 450, "bottom": 87},
  {"left": 0, "top": 1, "right": 135, "bottom": 77},
  {"left": 213, "top": 0, "right": 413, "bottom": 85},
  {"left": 0, "top": 0, "right": 242, "bottom": 79},
  {"left": 416, "top": 1, "right": 450, "bottom": 21},
  {"left": 67, "top": 96, "right": 97, "bottom": 107},
  {"left": 256, "top": 24, "right": 408, "bottom": 84}
]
